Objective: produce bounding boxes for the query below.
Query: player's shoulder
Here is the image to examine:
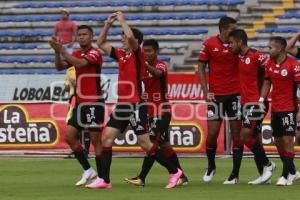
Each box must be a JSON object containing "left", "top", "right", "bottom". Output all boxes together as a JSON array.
[
  {"left": 88, "top": 47, "right": 102, "bottom": 54},
  {"left": 203, "top": 35, "right": 219, "bottom": 45}
]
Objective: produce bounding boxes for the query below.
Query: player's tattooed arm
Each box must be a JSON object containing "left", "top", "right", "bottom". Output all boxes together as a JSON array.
[{"left": 97, "top": 13, "right": 117, "bottom": 55}]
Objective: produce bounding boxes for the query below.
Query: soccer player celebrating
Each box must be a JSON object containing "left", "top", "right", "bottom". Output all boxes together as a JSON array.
[
  {"left": 228, "top": 29, "right": 275, "bottom": 185},
  {"left": 198, "top": 16, "right": 243, "bottom": 184},
  {"left": 49, "top": 25, "right": 104, "bottom": 186},
  {"left": 124, "top": 39, "right": 188, "bottom": 187},
  {"left": 86, "top": 11, "right": 182, "bottom": 189},
  {"left": 259, "top": 36, "right": 300, "bottom": 186}
]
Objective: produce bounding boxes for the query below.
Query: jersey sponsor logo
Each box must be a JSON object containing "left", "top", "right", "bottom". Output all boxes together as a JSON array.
[
  {"left": 0, "top": 105, "right": 59, "bottom": 147},
  {"left": 212, "top": 47, "right": 219, "bottom": 52},
  {"left": 112, "top": 122, "right": 203, "bottom": 153},
  {"left": 281, "top": 69, "right": 288, "bottom": 77}
]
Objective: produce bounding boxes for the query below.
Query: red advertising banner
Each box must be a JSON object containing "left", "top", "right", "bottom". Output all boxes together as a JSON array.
[
  {"left": 1, "top": 103, "right": 299, "bottom": 154},
  {"left": 0, "top": 103, "right": 212, "bottom": 154},
  {"left": 168, "top": 73, "right": 204, "bottom": 101}
]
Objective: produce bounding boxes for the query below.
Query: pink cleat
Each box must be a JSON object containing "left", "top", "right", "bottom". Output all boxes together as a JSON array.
[
  {"left": 165, "top": 169, "right": 183, "bottom": 189},
  {"left": 85, "top": 177, "right": 112, "bottom": 189}
]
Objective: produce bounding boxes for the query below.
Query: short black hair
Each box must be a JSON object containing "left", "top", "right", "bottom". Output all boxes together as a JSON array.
[
  {"left": 229, "top": 29, "right": 248, "bottom": 45},
  {"left": 270, "top": 36, "right": 287, "bottom": 49},
  {"left": 131, "top": 28, "right": 143, "bottom": 45},
  {"left": 218, "top": 16, "right": 237, "bottom": 32},
  {"left": 77, "top": 25, "right": 93, "bottom": 35},
  {"left": 143, "top": 39, "right": 159, "bottom": 50}
]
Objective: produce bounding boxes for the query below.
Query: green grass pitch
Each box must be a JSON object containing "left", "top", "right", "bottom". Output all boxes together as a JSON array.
[{"left": 1, "top": 157, "right": 300, "bottom": 200}]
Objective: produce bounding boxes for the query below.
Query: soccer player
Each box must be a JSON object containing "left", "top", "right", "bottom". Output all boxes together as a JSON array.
[
  {"left": 259, "top": 36, "right": 300, "bottom": 186},
  {"left": 286, "top": 31, "right": 300, "bottom": 145},
  {"left": 198, "top": 16, "right": 243, "bottom": 184},
  {"left": 49, "top": 25, "right": 104, "bottom": 186},
  {"left": 228, "top": 29, "right": 275, "bottom": 185},
  {"left": 86, "top": 11, "right": 182, "bottom": 189},
  {"left": 124, "top": 39, "right": 188, "bottom": 187}
]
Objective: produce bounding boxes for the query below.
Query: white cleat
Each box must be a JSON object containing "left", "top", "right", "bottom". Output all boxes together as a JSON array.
[
  {"left": 276, "top": 176, "right": 288, "bottom": 186},
  {"left": 75, "top": 168, "right": 97, "bottom": 186},
  {"left": 203, "top": 168, "right": 216, "bottom": 182},
  {"left": 248, "top": 176, "right": 272, "bottom": 185},
  {"left": 287, "top": 172, "right": 299, "bottom": 185},
  {"left": 259, "top": 161, "right": 276, "bottom": 183},
  {"left": 223, "top": 178, "right": 238, "bottom": 185},
  {"left": 293, "top": 171, "right": 300, "bottom": 181},
  {"left": 265, "top": 161, "right": 276, "bottom": 173}
]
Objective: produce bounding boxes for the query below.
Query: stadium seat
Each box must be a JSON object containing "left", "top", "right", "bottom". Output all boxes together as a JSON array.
[
  {"left": 14, "top": 0, "right": 244, "bottom": 8},
  {"left": 0, "top": 28, "right": 207, "bottom": 37},
  {"left": 257, "top": 27, "right": 299, "bottom": 33},
  {"left": 0, "top": 56, "right": 171, "bottom": 64},
  {"left": 0, "top": 13, "right": 225, "bottom": 22}
]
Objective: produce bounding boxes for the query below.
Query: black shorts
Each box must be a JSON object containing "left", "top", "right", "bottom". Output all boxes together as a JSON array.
[
  {"left": 106, "top": 102, "right": 149, "bottom": 135},
  {"left": 241, "top": 102, "right": 269, "bottom": 135},
  {"left": 207, "top": 93, "right": 241, "bottom": 121},
  {"left": 67, "top": 101, "right": 105, "bottom": 132},
  {"left": 149, "top": 112, "right": 171, "bottom": 144},
  {"left": 271, "top": 111, "right": 296, "bottom": 137}
]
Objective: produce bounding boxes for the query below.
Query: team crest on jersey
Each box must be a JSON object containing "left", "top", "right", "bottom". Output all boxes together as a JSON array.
[
  {"left": 281, "top": 69, "right": 288, "bottom": 77},
  {"left": 245, "top": 57, "right": 251, "bottom": 64}
]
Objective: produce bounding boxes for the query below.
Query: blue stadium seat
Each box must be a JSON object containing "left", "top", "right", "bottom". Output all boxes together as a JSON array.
[
  {"left": 0, "top": 43, "right": 40, "bottom": 49},
  {"left": 257, "top": 27, "right": 299, "bottom": 33},
  {"left": 0, "top": 56, "right": 171, "bottom": 64},
  {"left": 1, "top": 29, "right": 207, "bottom": 37},
  {"left": 0, "top": 13, "right": 225, "bottom": 22},
  {"left": 277, "top": 13, "right": 300, "bottom": 19},
  {"left": 14, "top": 0, "right": 244, "bottom": 8}
]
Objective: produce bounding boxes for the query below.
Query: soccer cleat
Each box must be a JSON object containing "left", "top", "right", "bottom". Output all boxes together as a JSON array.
[
  {"left": 248, "top": 176, "right": 272, "bottom": 185},
  {"left": 75, "top": 168, "right": 97, "bottom": 186},
  {"left": 85, "top": 177, "right": 112, "bottom": 189},
  {"left": 124, "top": 176, "right": 145, "bottom": 187},
  {"left": 176, "top": 175, "right": 189, "bottom": 186},
  {"left": 223, "top": 177, "right": 238, "bottom": 185},
  {"left": 287, "top": 172, "right": 300, "bottom": 185},
  {"left": 259, "top": 162, "right": 276, "bottom": 183},
  {"left": 276, "top": 176, "right": 288, "bottom": 186},
  {"left": 293, "top": 171, "right": 300, "bottom": 181},
  {"left": 165, "top": 169, "right": 183, "bottom": 189},
  {"left": 264, "top": 161, "right": 276, "bottom": 173},
  {"left": 203, "top": 168, "right": 216, "bottom": 182}
]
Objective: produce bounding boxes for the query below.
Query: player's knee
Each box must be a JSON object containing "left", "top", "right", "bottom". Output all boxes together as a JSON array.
[{"left": 101, "top": 133, "right": 114, "bottom": 147}]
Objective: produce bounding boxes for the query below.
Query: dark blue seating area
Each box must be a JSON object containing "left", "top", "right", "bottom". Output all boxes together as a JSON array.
[
  {"left": 0, "top": 13, "right": 225, "bottom": 22},
  {"left": 257, "top": 27, "right": 299, "bottom": 33},
  {"left": 14, "top": 0, "right": 244, "bottom": 8},
  {"left": 0, "top": 29, "right": 207, "bottom": 37},
  {"left": 0, "top": 43, "right": 40, "bottom": 49},
  {"left": 277, "top": 13, "right": 300, "bottom": 19},
  {"left": 0, "top": 56, "right": 170, "bottom": 63}
]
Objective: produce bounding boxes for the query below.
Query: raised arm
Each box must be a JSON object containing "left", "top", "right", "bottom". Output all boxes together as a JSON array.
[
  {"left": 97, "top": 13, "right": 117, "bottom": 55},
  {"left": 117, "top": 11, "right": 139, "bottom": 51},
  {"left": 286, "top": 31, "right": 300, "bottom": 56}
]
